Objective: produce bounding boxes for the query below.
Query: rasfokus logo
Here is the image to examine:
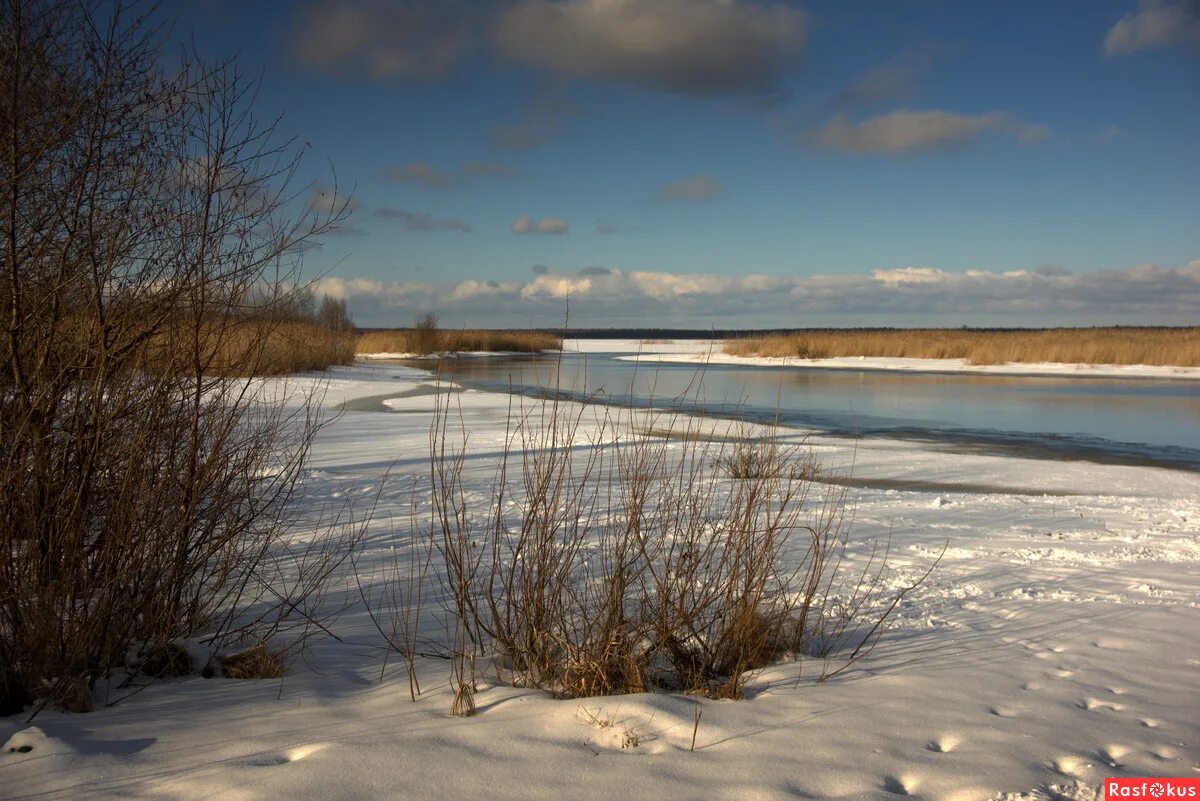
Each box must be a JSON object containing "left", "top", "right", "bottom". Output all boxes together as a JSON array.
[{"left": 1106, "top": 779, "right": 1200, "bottom": 799}]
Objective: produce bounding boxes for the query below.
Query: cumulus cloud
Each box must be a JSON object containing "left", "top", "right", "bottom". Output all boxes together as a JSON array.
[
  {"left": 657, "top": 174, "right": 725, "bottom": 201},
  {"left": 831, "top": 50, "right": 936, "bottom": 109},
  {"left": 373, "top": 207, "right": 471, "bottom": 232},
  {"left": 1104, "top": 0, "right": 1200, "bottom": 55},
  {"left": 512, "top": 216, "right": 569, "bottom": 234},
  {"left": 290, "top": 0, "right": 479, "bottom": 81},
  {"left": 531, "top": 264, "right": 550, "bottom": 275},
  {"left": 813, "top": 109, "right": 1047, "bottom": 154},
  {"left": 316, "top": 260, "right": 1200, "bottom": 328},
  {"left": 495, "top": 0, "right": 807, "bottom": 96}
]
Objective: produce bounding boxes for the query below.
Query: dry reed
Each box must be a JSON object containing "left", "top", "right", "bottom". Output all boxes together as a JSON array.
[
  {"left": 356, "top": 329, "right": 562, "bottom": 356},
  {"left": 220, "top": 643, "right": 288, "bottom": 679},
  {"left": 143, "top": 318, "right": 357, "bottom": 376},
  {"left": 724, "top": 327, "right": 1200, "bottom": 366}
]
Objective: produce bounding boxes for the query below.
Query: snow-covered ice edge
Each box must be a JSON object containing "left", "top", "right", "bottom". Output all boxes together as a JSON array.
[{"left": 559, "top": 339, "right": 1200, "bottom": 380}]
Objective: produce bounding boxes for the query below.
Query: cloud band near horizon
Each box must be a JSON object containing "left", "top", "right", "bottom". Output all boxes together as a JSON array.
[{"left": 315, "top": 260, "right": 1200, "bottom": 329}]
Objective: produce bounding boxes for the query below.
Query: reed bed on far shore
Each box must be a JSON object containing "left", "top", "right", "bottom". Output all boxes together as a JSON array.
[
  {"left": 356, "top": 329, "right": 562, "bottom": 356},
  {"left": 724, "top": 327, "right": 1200, "bottom": 366},
  {"left": 140, "top": 319, "right": 358, "bottom": 376}
]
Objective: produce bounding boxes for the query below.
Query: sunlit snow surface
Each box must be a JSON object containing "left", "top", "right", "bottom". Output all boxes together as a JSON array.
[{"left": 3, "top": 345, "right": 1197, "bottom": 801}]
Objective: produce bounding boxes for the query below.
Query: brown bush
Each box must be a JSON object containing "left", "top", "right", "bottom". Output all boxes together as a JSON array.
[
  {"left": 419, "top": 375, "right": 935, "bottom": 709},
  {"left": 1, "top": 1, "right": 361, "bottom": 716}
]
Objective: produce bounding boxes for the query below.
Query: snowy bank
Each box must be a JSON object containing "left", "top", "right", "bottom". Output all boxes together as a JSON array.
[
  {"left": 2, "top": 361, "right": 1196, "bottom": 801},
  {"left": 562, "top": 339, "right": 1200, "bottom": 380}
]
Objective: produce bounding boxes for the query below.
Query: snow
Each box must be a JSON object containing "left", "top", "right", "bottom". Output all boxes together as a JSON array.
[
  {"left": 562, "top": 338, "right": 1200, "bottom": 380},
  {"left": 3, "top": 353, "right": 1197, "bottom": 801}
]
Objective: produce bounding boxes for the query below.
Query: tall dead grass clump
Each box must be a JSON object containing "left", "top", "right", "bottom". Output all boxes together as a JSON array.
[
  {"left": 725, "top": 327, "right": 1200, "bottom": 366},
  {"left": 356, "top": 328, "right": 562, "bottom": 356},
  {"left": 1, "top": 1, "right": 363, "bottom": 716},
  {"left": 140, "top": 316, "right": 355, "bottom": 377},
  {"left": 420, "top": 368, "right": 935, "bottom": 710}
]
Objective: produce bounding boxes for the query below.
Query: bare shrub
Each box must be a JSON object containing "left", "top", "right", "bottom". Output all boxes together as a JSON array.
[
  {"left": 0, "top": 1, "right": 360, "bottom": 716},
  {"left": 411, "top": 312, "right": 441, "bottom": 356},
  {"left": 137, "top": 643, "right": 194, "bottom": 679},
  {"left": 419, "top": 367, "right": 936, "bottom": 708}
]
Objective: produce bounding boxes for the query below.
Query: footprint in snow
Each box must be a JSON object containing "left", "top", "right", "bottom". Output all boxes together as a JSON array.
[
  {"left": 245, "top": 743, "right": 327, "bottom": 767},
  {"left": 1052, "top": 755, "right": 1090, "bottom": 777},
  {"left": 926, "top": 734, "right": 961, "bottom": 753},
  {"left": 1079, "top": 698, "right": 1125, "bottom": 712},
  {"left": 1151, "top": 745, "right": 1178, "bottom": 760},
  {"left": 1099, "top": 744, "right": 1129, "bottom": 768},
  {"left": 882, "top": 774, "right": 920, "bottom": 796}
]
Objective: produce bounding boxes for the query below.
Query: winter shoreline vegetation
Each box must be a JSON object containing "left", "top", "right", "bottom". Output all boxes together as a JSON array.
[
  {"left": 400, "top": 384, "right": 936, "bottom": 713},
  {"left": 0, "top": 0, "right": 362, "bottom": 717},
  {"left": 356, "top": 323, "right": 563, "bottom": 356},
  {"left": 724, "top": 326, "right": 1200, "bottom": 366}
]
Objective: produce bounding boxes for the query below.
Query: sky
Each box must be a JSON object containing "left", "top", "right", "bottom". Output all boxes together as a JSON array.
[{"left": 172, "top": 0, "right": 1200, "bottom": 328}]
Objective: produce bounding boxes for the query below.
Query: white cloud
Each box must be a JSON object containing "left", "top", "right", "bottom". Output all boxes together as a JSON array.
[
  {"left": 657, "top": 174, "right": 725, "bottom": 201},
  {"left": 318, "top": 260, "right": 1200, "bottom": 328},
  {"left": 1104, "top": 0, "right": 1200, "bottom": 56},
  {"left": 832, "top": 49, "right": 937, "bottom": 109},
  {"left": 495, "top": 0, "right": 807, "bottom": 96},
  {"left": 290, "top": 0, "right": 478, "bottom": 81},
  {"left": 512, "top": 216, "right": 569, "bottom": 234},
  {"left": 373, "top": 207, "right": 471, "bottom": 232},
  {"left": 813, "top": 110, "right": 1049, "bottom": 155}
]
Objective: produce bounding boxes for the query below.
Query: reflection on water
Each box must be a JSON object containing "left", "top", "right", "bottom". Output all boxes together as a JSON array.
[{"left": 379, "top": 352, "right": 1200, "bottom": 471}]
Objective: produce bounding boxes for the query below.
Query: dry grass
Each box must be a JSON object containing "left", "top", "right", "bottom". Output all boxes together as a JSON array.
[
  {"left": 724, "top": 327, "right": 1200, "bottom": 366},
  {"left": 220, "top": 643, "right": 288, "bottom": 679},
  {"left": 357, "top": 329, "right": 562, "bottom": 356},
  {"left": 138, "top": 643, "right": 194, "bottom": 679},
  {"left": 144, "top": 318, "right": 357, "bottom": 376}
]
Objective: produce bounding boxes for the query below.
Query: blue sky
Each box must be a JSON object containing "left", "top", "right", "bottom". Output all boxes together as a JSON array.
[{"left": 174, "top": 0, "right": 1199, "bottom": 327}]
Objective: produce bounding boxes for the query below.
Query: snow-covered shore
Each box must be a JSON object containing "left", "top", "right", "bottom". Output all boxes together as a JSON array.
[
  {"left": 560, "top": 338, "right": 1200, "bottom": 380},
  {"left": 3, "top": 360, "right": 1197, "bottom": 801}
]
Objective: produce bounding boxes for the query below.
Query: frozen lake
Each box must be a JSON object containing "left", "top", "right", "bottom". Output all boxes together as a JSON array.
[{"left": 380, "top": 349, "right": 1200, "bottom": 471}]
